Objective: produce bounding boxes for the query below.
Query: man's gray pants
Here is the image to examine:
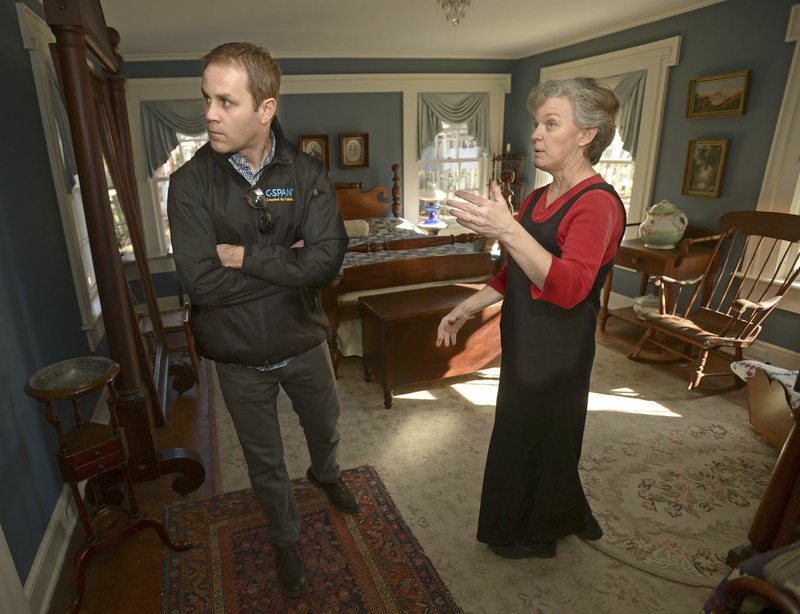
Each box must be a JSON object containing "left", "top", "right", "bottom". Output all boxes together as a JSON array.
[{"left": 214, "top": 341, "right": 342, "bottom": 547}]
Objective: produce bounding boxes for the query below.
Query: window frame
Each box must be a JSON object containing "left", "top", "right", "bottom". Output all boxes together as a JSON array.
[
  {"left": 17, "top": 3, "right": 104, "bottom": 348},
  {"left": 535, "top": 37, "right": 682, "bottom": 235},
  {"left": 751, "top": 3, "right": 800, "bottom": 315}
]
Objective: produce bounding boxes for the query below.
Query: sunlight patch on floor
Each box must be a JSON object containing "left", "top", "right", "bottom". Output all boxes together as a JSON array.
[
  {"left": 394, "top": 390, "right": 438, "bottom": 401},
  {"left": 450, "top": 380, "right": 499, "bottom": 406},
  {"left": 392, "top": 368, "right": 500, "bottom": 407},
  {"left": 588, "top": 391, "right": 683, "bottom": 417}
]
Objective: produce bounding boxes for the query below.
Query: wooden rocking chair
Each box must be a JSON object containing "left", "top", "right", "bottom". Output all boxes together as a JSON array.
[{"left": 629, "top": 210, "right": 800, "bottom": 391}]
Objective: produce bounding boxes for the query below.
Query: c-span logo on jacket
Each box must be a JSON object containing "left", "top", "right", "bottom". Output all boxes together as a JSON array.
[{"left": 263, "top": 187, "right": 295, "bottom": 203}]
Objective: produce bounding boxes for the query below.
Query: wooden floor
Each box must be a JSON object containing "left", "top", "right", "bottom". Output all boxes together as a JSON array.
[{"left": 45, "top": 318, "right": 746, "bottom": 613}]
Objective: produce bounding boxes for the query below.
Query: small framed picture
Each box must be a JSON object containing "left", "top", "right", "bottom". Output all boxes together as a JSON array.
[
  {"left": 685, "top": 70, "right": 750, "bottom": 118},
  {"left": 681, "top": 139, "right": 730, "bottom": 198},
  {"left": 299, "top": 134, "right": 329, "bottom": 169},
  {"left": 340, "top": 132, "right": 369, "bottom": 169}
]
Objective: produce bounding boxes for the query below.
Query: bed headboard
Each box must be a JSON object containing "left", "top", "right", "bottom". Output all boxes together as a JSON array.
[{"left": 335, "top": 163, "right": 401, "bottom": 219}]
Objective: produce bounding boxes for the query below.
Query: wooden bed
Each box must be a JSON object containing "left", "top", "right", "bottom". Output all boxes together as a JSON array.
[
  {"left": 323, "top": 164, "right": 500, "bottom": 372},
  {"left": 335, "top": 163, "right": 402, "bottom": 219}
]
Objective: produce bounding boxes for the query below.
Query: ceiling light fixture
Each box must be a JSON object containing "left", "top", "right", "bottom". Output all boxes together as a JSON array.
[{"left": 438, "top": 0, "right": 471, "bottom": 26}]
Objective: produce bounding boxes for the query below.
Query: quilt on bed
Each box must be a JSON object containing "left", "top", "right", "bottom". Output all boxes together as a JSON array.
[{"left": 343, "top": 217, "right": 482, "bottom": 267}]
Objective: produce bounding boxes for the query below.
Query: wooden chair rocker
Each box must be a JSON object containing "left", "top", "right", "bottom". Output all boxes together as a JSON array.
[{"left": 629, "top": 210, "right": 800, "bottom": 391}]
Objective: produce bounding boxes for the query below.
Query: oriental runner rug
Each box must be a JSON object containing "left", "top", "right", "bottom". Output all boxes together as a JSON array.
[{"left": 161, "top": 465, "right": 461, "bottom": 613}]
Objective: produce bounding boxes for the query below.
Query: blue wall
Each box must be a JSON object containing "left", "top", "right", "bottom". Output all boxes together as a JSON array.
[
  {"left": 2, "top": 0, "right": 798, "bottom": 586},
  {"left": 279, "top": 92, "right": 402, "bottom": 190}
]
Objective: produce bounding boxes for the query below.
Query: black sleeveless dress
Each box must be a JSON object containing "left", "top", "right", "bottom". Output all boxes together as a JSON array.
[{"left": 477, "top": 182, "right": 625, "bottom": 545}]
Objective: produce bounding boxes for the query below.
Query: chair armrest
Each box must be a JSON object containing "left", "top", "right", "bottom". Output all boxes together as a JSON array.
[
  {"left": 650, "top": 274, "right": 706, "bottom": 314},
  {"left": 733, "top": 296, "right": 782, "bottom": 313},
  {"left": 651, "top": 273, "right": 705, "bottom": 288}
]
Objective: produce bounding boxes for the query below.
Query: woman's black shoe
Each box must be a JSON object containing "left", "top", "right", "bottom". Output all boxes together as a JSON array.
[
  {"left": 488, "top": 539, "right": 556, "bottom": 559},
  {"left": 575, "top": 516, "right": 603, "bottom": 541}
]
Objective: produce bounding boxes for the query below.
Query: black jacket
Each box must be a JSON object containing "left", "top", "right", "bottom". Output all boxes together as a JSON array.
[{"left": 167, "top": 120, "right": 347, "bottom": 365}]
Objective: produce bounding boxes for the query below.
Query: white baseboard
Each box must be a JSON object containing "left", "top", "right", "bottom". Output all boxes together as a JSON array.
[
  {"left": 605, "top": 291, "right": 800, "bottom": 369},
  {"left": 24, "top": 485, "right": 77, "bottom": 614}
]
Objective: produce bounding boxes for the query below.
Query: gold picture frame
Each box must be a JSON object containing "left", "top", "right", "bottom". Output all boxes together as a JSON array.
[
  {"left": 681, "top": 139, "right": 730, "bottom": 198},
  {"left": 339, "top": 132, "right": 369, "bottom": 169},
  {"left": 686, "top": 70, "right": 750, "bottom": 118},
  {"left": 299, "top": 134, "right": 329, "bottom": 170}
]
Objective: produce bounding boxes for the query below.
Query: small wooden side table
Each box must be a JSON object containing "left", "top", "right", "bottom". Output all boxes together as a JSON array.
[
  {"left": 600, "top": 234, "right": 718, "bottom": 330},
  {"left": 25, "top": 356, "right": 190, "bottom": 614}
]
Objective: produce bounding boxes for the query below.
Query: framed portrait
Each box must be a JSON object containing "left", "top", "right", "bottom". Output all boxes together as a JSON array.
[
  {"left": 299, "top": 134, "right": 329, "bottom": 169},
  {"left": 340, "top": 132, "right": 369, "bottom": 169},
  {"left": 681, "top": 139, "right": 730, "bottom": 198},
  {"left": 685, "top": 70, "right": 750, "bottom": 118}
]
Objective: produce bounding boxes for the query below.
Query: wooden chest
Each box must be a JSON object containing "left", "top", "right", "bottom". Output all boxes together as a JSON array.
[{"left": 358, "top": 284, "right": 501, "bottom": 408}]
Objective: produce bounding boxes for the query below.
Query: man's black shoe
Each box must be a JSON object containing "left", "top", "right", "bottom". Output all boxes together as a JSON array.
[
  {"left": 306, "top": 467, "right": 361, "bottom": 514},
  {"left": 275, "top": 545, "right": 307, "bottom": 598}
]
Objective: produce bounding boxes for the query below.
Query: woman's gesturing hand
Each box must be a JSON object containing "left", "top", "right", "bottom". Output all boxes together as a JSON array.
[
  {"left": 447, "top": 180, "right": 514, "bottom": 241},
  {"left": 436, "top": 307, "right": 470, "bottom": 348}
]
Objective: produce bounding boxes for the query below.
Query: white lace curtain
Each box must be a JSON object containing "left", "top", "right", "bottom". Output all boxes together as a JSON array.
[
  {"left": 417, "top": 92, "right": 489, "bottom": 159},
  {"left": 141, "top": 99, "right": 206, "bottom": 175}
]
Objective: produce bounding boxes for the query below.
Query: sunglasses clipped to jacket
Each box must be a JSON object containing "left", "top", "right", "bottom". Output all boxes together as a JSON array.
[{"left": 243, "top": 186, "right": 275, "bottom": 233}]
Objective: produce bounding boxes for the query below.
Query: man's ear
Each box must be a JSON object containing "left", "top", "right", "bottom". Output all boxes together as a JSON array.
[{"left": 259, "top": 97, "right": 277, "bottom": 125}]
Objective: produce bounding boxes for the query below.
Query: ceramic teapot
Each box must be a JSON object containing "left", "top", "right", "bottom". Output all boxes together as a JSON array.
[{"left": 638, "top": 200, "right": 688, "bottom": 249}]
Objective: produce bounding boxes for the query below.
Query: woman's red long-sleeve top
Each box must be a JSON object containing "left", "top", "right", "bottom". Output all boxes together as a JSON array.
[{"left": 487, "top": 174, "right": 625, "bottom": 309}]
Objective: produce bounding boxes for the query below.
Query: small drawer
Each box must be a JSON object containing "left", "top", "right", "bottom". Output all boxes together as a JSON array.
[
  {"left": 614, "top": 250, "right": 664, "bottom": 273},
  {"left": 65, "top": 433, "right": 123, "bottom": 468},
  {"left": 58, "top": 447, "right": 126, "bottom": 483}
]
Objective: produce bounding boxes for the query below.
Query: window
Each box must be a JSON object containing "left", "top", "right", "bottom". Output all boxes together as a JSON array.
[
  {"left": 17, "top": 4, "right": 103, "bottom": 347},
  {"left": 150, "top": 133, "right": 207, "bottom": 253},
  {"left": 594, "top": 130, "right": 635, "bottom": 208},
  {"left": 418, "top": 121, "right": 489, "bottom": 218},
  {"left": 536, "top": 37, "right": 681, "bottom": 231}
]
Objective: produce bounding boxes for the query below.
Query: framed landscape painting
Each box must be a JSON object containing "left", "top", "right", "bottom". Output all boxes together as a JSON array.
[{"left": 686, "top": 70, "right": 750, "bottom": 118}]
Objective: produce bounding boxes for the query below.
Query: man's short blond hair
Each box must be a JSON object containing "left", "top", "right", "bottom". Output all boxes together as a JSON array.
[{"left": 203, "top": 42, "right": 282, "bottom": 110}]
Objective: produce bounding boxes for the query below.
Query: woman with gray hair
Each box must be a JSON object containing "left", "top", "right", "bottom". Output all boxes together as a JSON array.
[{"left": 437, "top": 77, "right": 626, "bottom": 559}]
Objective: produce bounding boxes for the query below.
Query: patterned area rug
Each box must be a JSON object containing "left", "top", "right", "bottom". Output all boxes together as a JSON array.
[
  {"left": 161, "top": 465, "right": 461, "bottom": 613},
  {"left": 579, "top": 420, "right": 776, "bottom": 587}
]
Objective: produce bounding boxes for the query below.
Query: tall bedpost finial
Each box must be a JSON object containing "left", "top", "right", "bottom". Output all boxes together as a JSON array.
[{"left": 391, "top": 164, "right": 401, "bottom": 218}]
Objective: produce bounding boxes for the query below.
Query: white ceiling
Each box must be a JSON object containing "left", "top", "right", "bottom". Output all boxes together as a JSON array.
[{"left": 101, "top": 0, "right": 723, "bottom": 62}]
